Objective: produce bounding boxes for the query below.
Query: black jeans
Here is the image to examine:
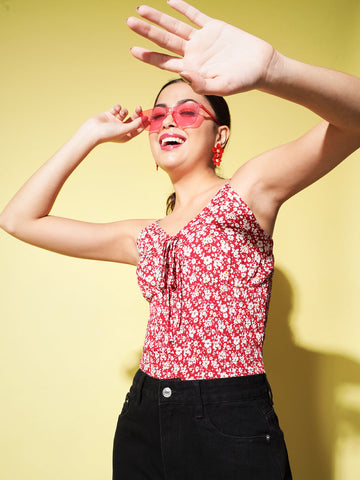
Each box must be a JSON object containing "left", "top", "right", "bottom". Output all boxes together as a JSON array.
[{"left": 113, "top": 369, "right": 292, "bottom": 479}]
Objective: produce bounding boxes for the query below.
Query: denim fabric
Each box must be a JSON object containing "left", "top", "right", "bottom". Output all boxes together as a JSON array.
[{"left": 113, "top": 369, "right": 292, "bottom": 480}]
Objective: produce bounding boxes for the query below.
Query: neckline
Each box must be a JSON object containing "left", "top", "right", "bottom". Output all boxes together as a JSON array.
[{"left": 154, "top": 180, "right": 230, "bottom": 239}]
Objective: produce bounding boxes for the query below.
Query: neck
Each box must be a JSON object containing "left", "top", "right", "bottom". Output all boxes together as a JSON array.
[{"left": 169, "top": 169, "right": 225, "bottom": 211}]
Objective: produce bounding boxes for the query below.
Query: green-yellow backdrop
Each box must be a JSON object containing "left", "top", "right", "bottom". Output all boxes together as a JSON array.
[{"left": 1, "top": 0, "right": 359, "bottom": 478}]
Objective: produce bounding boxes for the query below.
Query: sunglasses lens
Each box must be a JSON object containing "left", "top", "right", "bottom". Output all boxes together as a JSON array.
[
  {"left": 149, "top": 107, "right": 167, "bottom": 131},
  {"left": 174, "top": 103, "right": 199, "bottom": 127},
  {"left": 143, "top": 103, "right": 203, "bottom": 132}
]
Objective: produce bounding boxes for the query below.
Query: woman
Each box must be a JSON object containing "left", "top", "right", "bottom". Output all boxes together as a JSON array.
[{"left": 1, "top": 0, "right": 359, "bottom": 478}]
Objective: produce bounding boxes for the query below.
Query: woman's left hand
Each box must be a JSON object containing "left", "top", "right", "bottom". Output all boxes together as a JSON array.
[{"left": 126, "top": 0, "right": 277, "bottom": 96}]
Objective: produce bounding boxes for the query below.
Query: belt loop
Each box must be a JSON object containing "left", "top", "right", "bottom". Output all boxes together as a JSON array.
[
  {"left": 195, "top": 381, "right": 205, "bottom": 419},
  {"left": 136, "top": 370, "right": 146, "bottom": 405},
  {"left": 265, "top": 376, "right": 274, "bottom": 406}
]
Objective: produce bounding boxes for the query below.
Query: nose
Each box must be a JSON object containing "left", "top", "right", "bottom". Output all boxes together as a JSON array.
[{"left": 162, "top": 108, "right": 177, "bottom": 129}]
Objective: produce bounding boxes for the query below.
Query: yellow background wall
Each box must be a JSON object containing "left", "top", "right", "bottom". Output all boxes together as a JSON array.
[{"left": 1, "top": 0, "right": 359, "bottom": 478}]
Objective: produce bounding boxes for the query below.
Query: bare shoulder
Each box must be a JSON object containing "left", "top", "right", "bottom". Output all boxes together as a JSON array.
[{"left": 128, "top": 218, "right": 157, "bottom": 239}]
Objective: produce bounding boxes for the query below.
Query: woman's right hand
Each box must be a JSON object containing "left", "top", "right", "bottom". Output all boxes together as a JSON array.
[{"left": 83, "top": 104, "right": 148, "bottom": 145}]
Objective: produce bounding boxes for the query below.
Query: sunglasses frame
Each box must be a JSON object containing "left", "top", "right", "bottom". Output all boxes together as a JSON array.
[{"left": 141, "top": 102, "right": 220, "bottom": 132}]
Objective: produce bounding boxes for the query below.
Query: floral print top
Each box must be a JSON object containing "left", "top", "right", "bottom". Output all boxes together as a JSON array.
[{"left": 136, "top": 181, "right": 274, "bottom": 380}]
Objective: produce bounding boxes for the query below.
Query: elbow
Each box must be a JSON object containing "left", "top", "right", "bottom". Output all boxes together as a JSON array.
[
  {"left": 0, "top": 210, "right": 8, "bottom": 231},
  {"left": 0, "top": 210, "right": 22, "bottom": 236}
]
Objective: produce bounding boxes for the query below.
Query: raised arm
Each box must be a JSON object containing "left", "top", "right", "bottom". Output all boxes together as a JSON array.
[
  {"left": 127, "top": 0, "right": 360, "bottom": 130},
  {"left": 127, "top": 0, "right": 360, "bottom": 225},
  {"left": 0, "top": 105, "right": 150, "bottom": 266}
]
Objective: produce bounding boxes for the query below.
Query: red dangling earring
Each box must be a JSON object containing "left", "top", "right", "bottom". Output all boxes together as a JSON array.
[
  {"left": 212, "top": 143, "right": 224, "bottom": 166},
  {"left": 156, "top": 163, "right": 159, "bottom": 171}
]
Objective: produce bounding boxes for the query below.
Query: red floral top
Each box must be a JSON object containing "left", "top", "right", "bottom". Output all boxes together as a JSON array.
[{"left": 136, "top": 181, "right": 274, "bottom": 380}]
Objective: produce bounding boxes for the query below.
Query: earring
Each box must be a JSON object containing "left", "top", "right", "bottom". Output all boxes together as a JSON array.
[
  {"left": 156, "top": 163, "right": 159, "bottom": 171},
  {"left": 212, "top": 143, "right": 224, "bottom": 166}
]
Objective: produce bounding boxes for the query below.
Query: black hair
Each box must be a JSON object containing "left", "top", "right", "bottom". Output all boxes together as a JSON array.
[{"left": 155, "top": 78, "right": 231, "bottom": 215}]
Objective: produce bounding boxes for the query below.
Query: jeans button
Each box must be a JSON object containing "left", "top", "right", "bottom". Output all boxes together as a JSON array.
[{"left": 162, "top": 387, "right": 172, "bottom": 398}]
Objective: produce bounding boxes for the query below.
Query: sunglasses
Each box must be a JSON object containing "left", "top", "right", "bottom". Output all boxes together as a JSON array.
[{"left": 141, "top": 102, "right": 220, "bottom": 133}]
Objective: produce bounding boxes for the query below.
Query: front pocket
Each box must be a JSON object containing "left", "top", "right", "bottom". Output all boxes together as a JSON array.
[
  {"left": 119, "top": 391, "right": 135, "bottom": 418},
  {"left": 202, "top": 401, "right": 271, "bottom": 441},
  {"left": 261, "top": 404, "right": 285, "bottom": 436}
]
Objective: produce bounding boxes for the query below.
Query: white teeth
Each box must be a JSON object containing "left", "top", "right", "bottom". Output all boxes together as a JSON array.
[{"left": 161, "top": 136, "right": 185, "bottom": 147}]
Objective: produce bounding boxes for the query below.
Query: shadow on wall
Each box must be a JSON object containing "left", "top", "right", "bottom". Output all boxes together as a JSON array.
[
  {"left": 124, "top": 267, "right": 360, "bottom": 480},
  {"left": 264, "top": 267, "right": 360, "bottom": 480}
]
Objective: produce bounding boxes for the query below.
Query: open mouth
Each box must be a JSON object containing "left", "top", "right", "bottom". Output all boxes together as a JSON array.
[{"left": 159, "top": 134, "right": 187, "bottom": 150}]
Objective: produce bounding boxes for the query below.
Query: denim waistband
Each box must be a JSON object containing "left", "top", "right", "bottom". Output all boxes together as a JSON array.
[{"left": 130, "top": 369, "right": 273, "bottom": 406}]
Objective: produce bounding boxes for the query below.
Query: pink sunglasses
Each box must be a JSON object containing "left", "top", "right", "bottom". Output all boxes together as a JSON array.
[{"left": 141, "top": 102, "right": 220, "bottom": 132}]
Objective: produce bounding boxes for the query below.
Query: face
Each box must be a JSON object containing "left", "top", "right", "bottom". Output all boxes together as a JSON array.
[{"left": 147, "top": 82, "right": 222, "bottom": 174}]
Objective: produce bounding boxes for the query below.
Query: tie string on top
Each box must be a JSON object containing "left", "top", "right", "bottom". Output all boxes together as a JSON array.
[{"left": 160, "top": 236, "right": 184, "bottom": 341}]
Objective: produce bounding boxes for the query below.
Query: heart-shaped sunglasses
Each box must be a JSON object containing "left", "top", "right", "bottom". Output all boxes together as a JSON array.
[{"left": 141, "top": 102, "right": 220, "bottom": 133}]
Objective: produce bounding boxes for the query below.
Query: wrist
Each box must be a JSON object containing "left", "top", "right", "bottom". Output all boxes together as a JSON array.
[
  {"left": 258, "top": 50, "right": 286, "bottom": 91},
  {"left": 76, "top": 119, "right": 105, "bottom": 149}
]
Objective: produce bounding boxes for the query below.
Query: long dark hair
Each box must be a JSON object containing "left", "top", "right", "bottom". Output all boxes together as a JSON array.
[{"left": 155, "top": 79, "right": 231, "bottom": 214}]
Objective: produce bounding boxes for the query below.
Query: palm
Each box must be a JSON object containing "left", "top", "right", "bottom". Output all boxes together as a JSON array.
[
  {"left": 127, "top": 0, "right": 275, "bottom": 95},
  {"left": 182, "top": 20, "right": 274, "bottom": 94}
]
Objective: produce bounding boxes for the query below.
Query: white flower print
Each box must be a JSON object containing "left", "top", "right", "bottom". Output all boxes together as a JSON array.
[
  {"left": 184, "top": 246, "right": 192, "bottom": 256},
  {"left": 219, "top": 271, "right": 228, "bottom": 281},
  {"left": 136, "top": 182, "right": 274, "bottom": 380},
  {"left": 220, "top": 241, "right": 231, "bottom": 253}
]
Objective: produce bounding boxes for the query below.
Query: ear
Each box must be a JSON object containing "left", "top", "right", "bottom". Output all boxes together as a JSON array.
[{"left": 215, "top": 125, "right": 230, "bottom": 148}]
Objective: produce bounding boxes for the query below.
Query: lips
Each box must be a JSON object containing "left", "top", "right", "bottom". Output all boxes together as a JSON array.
[{"left": 159, "top": 133, "right": 187, "bottom": 151}]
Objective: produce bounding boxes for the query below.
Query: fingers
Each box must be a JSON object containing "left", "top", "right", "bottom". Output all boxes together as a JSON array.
[
  {"left": 110, "top": 105, "right": 143, "bottom": 123},
  {"left": 124, "top": 105, "right": 143, "bottom": 123},
  {"left": 179, "top": 70, "right": 226, "bottom": 95},
  {"left": 123, "top": 115, "right": 143, "bottom": 130},
  {"left": 167, "top": 0, "right": 212, "bottom": 28},
  {"left": 126, "top": 108, "right": 151, "bottom": 136},
  {"left": 127, "top": 16, "right": 186, "bottom": 56},
  {"left": 130, "top": 47, "right": 183, "bottom": 73},
  {"left": 110, "top": 105, "right": 128, "bottom": 121},
  {"left": 125, "top": 116, "right": 150, "bottom": 140},
  {"left": 135, "top": 5, "right": 195, "bottom": 40},
  {"left": 108, "top": 106, "right": 148, "bottom": 139},
  {"left": 121, "top": 115, "right": 145, "bottom": 139}
]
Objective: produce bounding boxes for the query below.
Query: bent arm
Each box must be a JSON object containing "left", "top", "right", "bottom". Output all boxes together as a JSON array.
[
  {"left": 0, "top": 125, "right": 97, "bottom": 232},
  {"left": 261, "top": 54, "right": 360, "bottom": 132},
  {"left": 128, "top": 1, "right": 360, "bottom": 131},
  {"left": 232, "top": 58, "right": 360, "bottom": 212},
  {"left": 0, "top": 106, "right": 147, "bottom": 266},
  {"left": 127, "top": 0, "right": 360, "bottom": 235}
]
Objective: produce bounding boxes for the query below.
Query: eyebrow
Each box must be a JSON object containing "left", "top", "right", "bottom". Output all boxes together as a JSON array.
[{"left": 154, "top": 98, "right": 200, "bottom": 108}]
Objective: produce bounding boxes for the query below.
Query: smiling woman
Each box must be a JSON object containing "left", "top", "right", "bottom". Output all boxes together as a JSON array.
[
  {"left": 1, "top": 0, "right": 360, "bottom": 479},
  {"left": 145, "top": 77, "right": 231, "bottom": 213}
]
